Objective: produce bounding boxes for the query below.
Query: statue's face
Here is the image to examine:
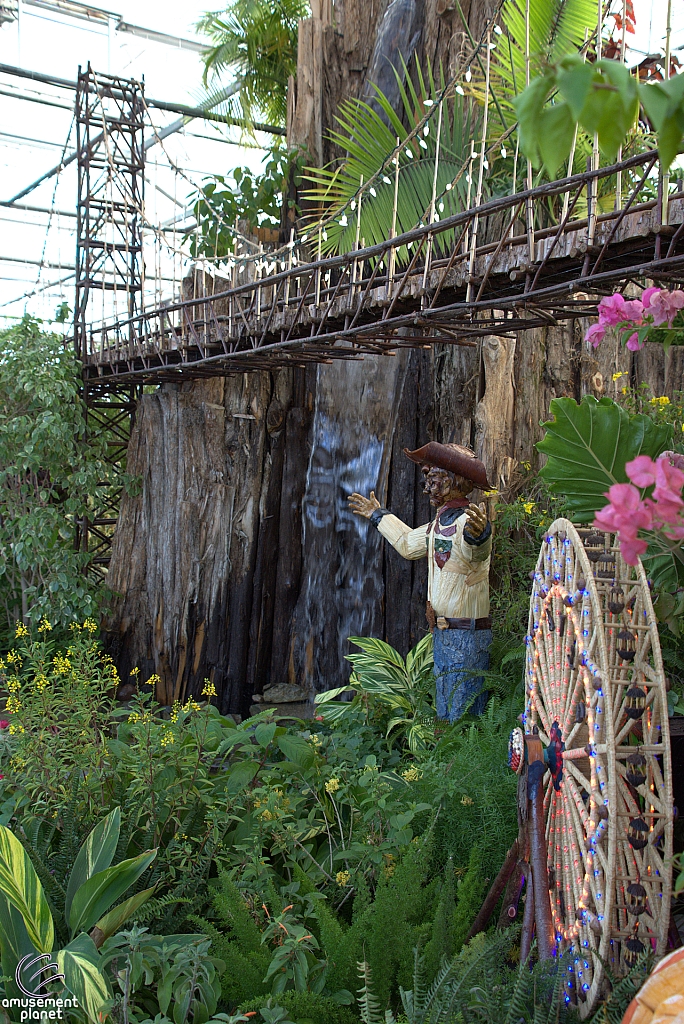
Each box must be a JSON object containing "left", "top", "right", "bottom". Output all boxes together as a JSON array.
[{"left": 422, "top": 466, "right": 473, "bottom": 506}]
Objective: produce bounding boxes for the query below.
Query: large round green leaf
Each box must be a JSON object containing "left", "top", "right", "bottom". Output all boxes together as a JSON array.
[{"left": 537, "top": 395, "right": 672, "bottom": 521}]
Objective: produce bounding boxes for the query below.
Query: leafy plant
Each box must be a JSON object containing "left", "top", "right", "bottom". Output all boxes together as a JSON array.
[
  {"left": 537, "top": 394, "right": 672, "bottom": 521},
  {"left": 0, "top": 317, "right": 111, "bottom": 646},
  {"left": 315, "top": 635, "right": 435, "bottom": 752},
  {"left": 0, "top": 807, "right": 156, "bottom": 1020},
  {"left": 102, "top": 927, "right": 225, "bottom": 1024},
  {"left": 515, "top": 54, "right": 684, "bottom": 172},
  {"left": 303, "top": 63, "right": 480, "bottom": 259},
  {"left": 198, "top": 0, "right": 308, "bottom": 128},
  {"left": 188, "top": 145, "right": 307, "bottom": 259}
]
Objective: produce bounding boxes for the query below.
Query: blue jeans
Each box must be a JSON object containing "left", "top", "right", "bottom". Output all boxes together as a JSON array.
[{"left": 433, "top": 627, "right": 492, "bottom": 722}]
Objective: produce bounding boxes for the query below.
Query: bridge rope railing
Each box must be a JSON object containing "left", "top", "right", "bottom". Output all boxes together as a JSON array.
[{"left": 83, "top": 147, "right": 684, "bottom": 381}]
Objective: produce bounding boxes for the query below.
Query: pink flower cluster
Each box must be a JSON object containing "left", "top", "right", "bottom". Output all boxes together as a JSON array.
[
  {"left": 585, "top": 288, "right": 684, "bottom": 351},
  {"left": 594, "top": 452, "right": 684, "bottom": 564}
]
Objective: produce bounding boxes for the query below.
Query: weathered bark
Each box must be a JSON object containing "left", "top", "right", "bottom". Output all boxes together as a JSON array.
[{"left": 105, "top": 0, "right": 684, "bottom": 712}]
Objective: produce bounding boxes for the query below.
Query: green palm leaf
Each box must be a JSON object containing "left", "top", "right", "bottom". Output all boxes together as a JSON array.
[{"left": 304, "top": 63, "right": 479, "bottom": 257}]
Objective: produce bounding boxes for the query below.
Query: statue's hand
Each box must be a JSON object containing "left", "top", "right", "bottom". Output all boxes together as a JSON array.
[
  {"left": 348, "top": 490, "right": 381, "bottom": 519},
  {"left": 465, "top": 502, "right": 488, "bottom": 538}
]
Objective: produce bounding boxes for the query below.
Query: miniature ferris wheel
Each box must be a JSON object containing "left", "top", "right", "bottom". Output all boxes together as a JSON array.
[{"left": 510, "top": 518, "right": 674, "bottom": 1017}]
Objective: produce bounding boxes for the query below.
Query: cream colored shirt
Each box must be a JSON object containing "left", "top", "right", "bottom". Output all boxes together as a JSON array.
[{"left": 377, "top": 508, "right": 492, "bottom": 619}]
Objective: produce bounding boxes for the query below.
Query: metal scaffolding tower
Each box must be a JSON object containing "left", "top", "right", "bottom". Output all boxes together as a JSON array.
[
  {"left": 74, "top": 63, "right": 144, "bottom": 355},
  {"left": 74, "top": 65, "right": 144, "bottom": 567}
]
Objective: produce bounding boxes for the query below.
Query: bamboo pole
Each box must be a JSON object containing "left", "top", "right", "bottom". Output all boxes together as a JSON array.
[
  {"left": 466, "top": 31, "right": 491, "bottom": 303},
  {"left": 588, "top": 0, "right": 601, "bottom": 247},
  {"left": 525, "top": 0, "right": 534, "bottom": 264},
  {"left": 423, "top": 100, "right": 443, "bottom": 293},
  {"left": 388, "top": 140, "right": 400, "bottom": 297},
  {"left": 315, "top": 225, "right": 322, "bottom": 305},
  {"left": 615, "top": 2, "right": 627, "bottom": 210},
  {"left": 353, "top": 174, "right": 363, "bottom": 296},
  {"left": 663, "top": 0, "right": 673, "bottom": 228}
]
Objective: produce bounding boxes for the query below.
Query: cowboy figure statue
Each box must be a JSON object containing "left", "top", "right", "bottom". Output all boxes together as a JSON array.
[{"left": 348, "top": 442, "right": 492, "bottom": 723}]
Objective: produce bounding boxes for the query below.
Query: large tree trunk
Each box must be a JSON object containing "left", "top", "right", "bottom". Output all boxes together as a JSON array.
[{"left": 104, "top": 0, "right": 684, "bottom": 712}]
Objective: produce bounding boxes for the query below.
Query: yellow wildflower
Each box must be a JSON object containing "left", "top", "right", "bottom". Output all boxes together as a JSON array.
[
  {"left": 83, "top": 618, "right": 98, "bottom": 633},
  {"left": 6, "top": 695, "right": 21, "bottom": 714},
  {"left": 38, "top": 618, "right": 52, "bottom": 633},
  {"left": 483, "top": 489, "right": 499, "bottom": 498},
  {"left": 0, "top": 659, "right": 4, "bottom": 670},
  {"left": 325, "top": 778, "right": 340, "bottom": 794},
  {"left": 402, "top": 766, "right": 422, "bottom": 782},
  {"left": 336, "top": 870, "right": 351, "bottom": 887},
  {"left": 202, "top": 680, "right": 217, "bottom": 697},
  {"left": 612, "top": 372, "right": 626, "bottom": 381},
  {"left": 183, "top": 698, "right": 202, "bottom": 713},
  {"left": 650, "top": 395, "right": 670, "bottom": 406},
  {"left": 146, "top": 673, "right": 161, "bottom": 688},
  {"left": 130, "top": 666, "right": 140, "bottom": 677},
  {"left": 33, "top": 674, "right": 49, "bottom": 693},
  {"left": 170, "top": 700, "right": 182, "bottom": 724},
  {"left": 53, "top": 654, "right": 71, "bottom": 675},
  {"left": 160, "top": 729, "right": 175, "bottom": 747},
  {"left": 461, "top": 795, "right": 474, "bottom": 806},
  {"left": 521, "top": 461, "right": 532, "bottom": 471},
  {"left": 8, "top": 724, "right": 24, "bottom": 734},
  {"left": 69, "top": 623, "right": 82, "bottom": 631},
  {"left": 522, "top": 501, "right": 535, "bottom": 515},
  {"left": 127, "top": 711, "right": 140, "bottom": 724},
  {"left": 260, "top": 809, "right": 275, "bottom": 821},
  {"left": 621, "top": 387, "right": 628, "bottom": 395},
  {"left": 7, "top": 678, "right": 20, "bottom": 693},
  {"left": 5, "top": 652, "right": 21, "bottom": 666},
  {"left": 310, "top": 734, "right": 322, "bottom": 746},
  {"left": 14, "top": 623, "right": 29, "bottom": 638}
]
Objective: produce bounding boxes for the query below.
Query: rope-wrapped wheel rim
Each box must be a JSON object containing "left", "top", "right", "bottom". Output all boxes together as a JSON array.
[{"left": 524, "top": 518, "right": 673, "bottom": 1016}]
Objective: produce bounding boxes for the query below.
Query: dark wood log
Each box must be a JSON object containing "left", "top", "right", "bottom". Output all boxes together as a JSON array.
[{"left": 466, "top": 837, "right": 520, "bottom": 942}]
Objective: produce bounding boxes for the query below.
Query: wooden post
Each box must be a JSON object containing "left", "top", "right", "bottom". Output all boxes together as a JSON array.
[{"left": 526, "top": 734, "right": 555, "bottom": 961}]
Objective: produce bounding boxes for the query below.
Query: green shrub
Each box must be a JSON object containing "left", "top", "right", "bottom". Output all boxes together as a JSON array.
[{"left": 237, "top": 991, "right": 359, "bottom": 1024}]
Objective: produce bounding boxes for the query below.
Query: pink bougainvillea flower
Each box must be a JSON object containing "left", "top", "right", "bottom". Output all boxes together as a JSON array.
[
  {"left": 0, "top": 721, "right": 9, "bottom": 730},
  {"left": 653, "top": 456, "right": 684, "bottom": 506},
  {"left": 625, "top": 332, "right": 643, "bottom": 351},
  {"left": 620, "top": 536, "right": 649, "bottom": 565},
  {"left": 660, "top": 450, "right": 684, "bottom": 473},
  {"left": 594, "top": 483, "right": 654, "bottom": 535},
  {"left": 626, "top": 455, "right": 658, "bottom": 488},
  {"left": 646, "top": 288, "right": 684, "bottom": 327},
  {"left": 642, "top": 287, "right": 661, "bottom": 309},
  {"left": 622, "top": 299, "right": 645, "bottom": 321},
  {"left": 597, "top": 293, "right": 627, "bottom": 326},
  {"left": 585, "top": 322, "right": 606, "bottom": 348}
]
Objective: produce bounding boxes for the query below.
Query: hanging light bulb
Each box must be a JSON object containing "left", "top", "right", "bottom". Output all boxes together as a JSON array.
[
  {"left": 607, "top": 587, "right": 625, "bottom": 614},
  {"left": 456, "top": 85, "right": 465, "bottom": 95},
  {"left": 501, "top": 146, "right": 507, "bottom": 159},
  {"left": 369, "top": 187, "right": 377, "bottom": 197},
  {"left": 465, "top": 67, "right": 472, "bottom": 82}
]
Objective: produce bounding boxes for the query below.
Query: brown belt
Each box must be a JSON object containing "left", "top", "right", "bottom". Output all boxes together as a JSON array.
[{"left": 434, "top": 616, "right": 491, "bottom": 631}]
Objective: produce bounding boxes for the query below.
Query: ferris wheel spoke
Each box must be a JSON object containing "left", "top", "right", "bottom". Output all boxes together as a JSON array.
[{"left": 563, "top": 758, "right": 592, "bottom": 801}]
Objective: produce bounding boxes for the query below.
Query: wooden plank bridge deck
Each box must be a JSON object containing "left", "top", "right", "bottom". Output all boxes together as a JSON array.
[{"left": 81, "top": 151, "right": 684, "bottom": 386}]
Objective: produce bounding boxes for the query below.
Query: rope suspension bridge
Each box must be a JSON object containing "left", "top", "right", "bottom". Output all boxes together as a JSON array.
[
  {"left": 71, "top": 43, "right": 684, "bottom": 561},
  {"left": 73, "top": 61, "right": 684, "bottom": 386}
]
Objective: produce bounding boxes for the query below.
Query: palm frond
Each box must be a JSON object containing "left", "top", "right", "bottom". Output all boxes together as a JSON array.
[{"left": 304, "top": 62, "right": 480, "bottom": 257}]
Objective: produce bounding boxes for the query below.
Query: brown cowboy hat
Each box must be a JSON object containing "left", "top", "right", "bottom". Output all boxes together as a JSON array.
[{"left": 403, "top": 442, "right": 492, "bottom": 490}]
